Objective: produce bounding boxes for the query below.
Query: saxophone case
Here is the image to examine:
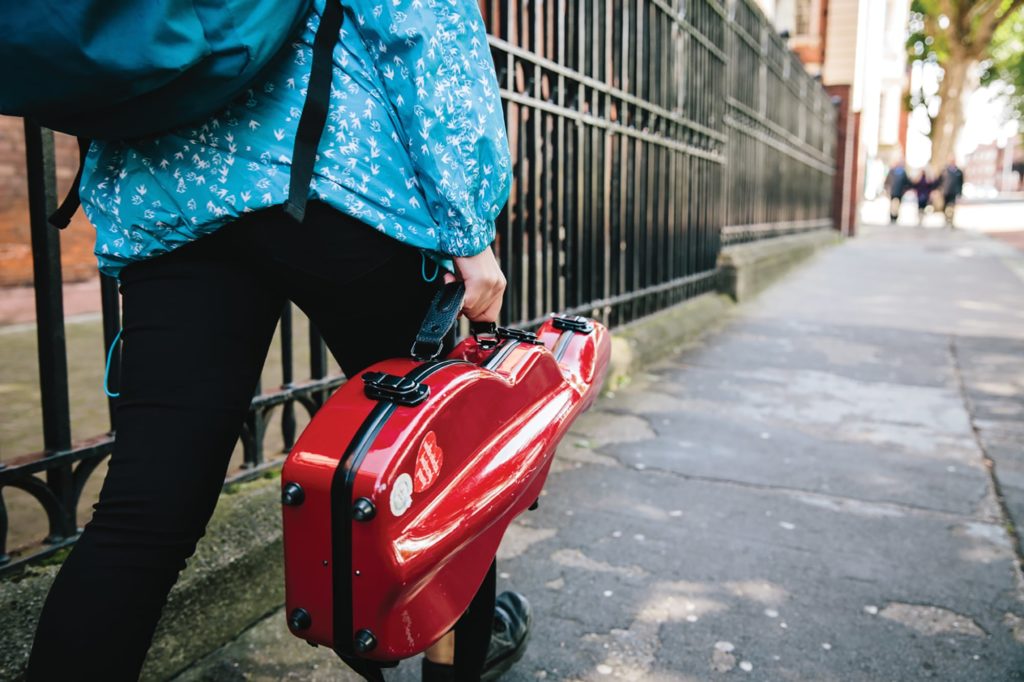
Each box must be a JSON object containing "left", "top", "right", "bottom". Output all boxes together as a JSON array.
[{"left": 281, "top": 282, "right": 610, "bottom": 669}]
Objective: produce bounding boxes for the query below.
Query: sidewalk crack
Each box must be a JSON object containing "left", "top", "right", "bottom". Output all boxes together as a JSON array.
[
  {"left": 603, "top": 453, "right": 980, "bottom": 522},
  {"left": 949, "top": 335, "right": 1024, "bottom": 587}
]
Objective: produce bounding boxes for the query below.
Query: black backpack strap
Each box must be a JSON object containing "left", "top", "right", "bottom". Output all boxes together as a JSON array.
[
  {"left": 284, "top": 0, "right": 343, "bottom": 222},
  {"left": 48, "top": 136, "right": 90, "bottom": 229},
  {"left": 453, "top": 560, "right": 497, "bottom": 680}
]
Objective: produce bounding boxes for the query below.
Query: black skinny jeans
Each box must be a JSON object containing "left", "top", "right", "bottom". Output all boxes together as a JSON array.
[{"left": 28, "top": 202, "right": 452, "bottom": 680}]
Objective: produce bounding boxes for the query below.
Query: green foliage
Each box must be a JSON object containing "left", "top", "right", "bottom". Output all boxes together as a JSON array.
[
  {"left": 907, "top": 0, "right": 948, "bottom": 66},
  {"left": 980, "top": 7, "right": 1024, "bottom": 119},
  {"left": 905, "top": 0, "right": 1024, "bottom": 139}
]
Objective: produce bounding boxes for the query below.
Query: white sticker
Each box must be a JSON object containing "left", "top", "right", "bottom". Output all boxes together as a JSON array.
[{"left": 390, "top": 473, "right": 414, "bottom": 517}]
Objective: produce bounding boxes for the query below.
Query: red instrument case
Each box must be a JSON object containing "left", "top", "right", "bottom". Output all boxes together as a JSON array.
[{"left": 281, "top": 284, "right": 610, "bottom": 671}]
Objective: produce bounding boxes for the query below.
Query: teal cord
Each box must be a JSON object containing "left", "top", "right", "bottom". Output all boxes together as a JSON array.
[
  {"left": 104, "top": 328, "right": 123, "bottom": 398},
  {"left": 421, "top": 251, "right": 440, "bottom": 283}
]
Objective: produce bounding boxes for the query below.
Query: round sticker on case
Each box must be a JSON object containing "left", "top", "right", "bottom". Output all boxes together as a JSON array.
[
  {"left": 414, "top": 431, "right": 444, "bottom": 493},
  {"left": 390, "top": 473, "right": 414, "bottom": 517}
]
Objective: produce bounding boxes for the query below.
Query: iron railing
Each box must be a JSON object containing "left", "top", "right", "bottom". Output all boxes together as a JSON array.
[
  {"left": 0, "top": 0, "right": 835, "bottom": 572},
  {"left": 487, "top": 0, "right": 729, "bottom": 327},
  {"left": 722, "top": 0, "right": 835, "bottom": 244}
]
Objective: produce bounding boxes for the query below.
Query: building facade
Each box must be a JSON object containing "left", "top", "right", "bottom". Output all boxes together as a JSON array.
[{"left": 965, "top": 136, "right": 1024, "bottom": 194}]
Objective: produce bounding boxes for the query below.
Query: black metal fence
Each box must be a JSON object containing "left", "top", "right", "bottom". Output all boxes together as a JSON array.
[
  {"left": 0, "top": 0, "right": 834, "bottom": 572},
  {"left": 723, "top": 0, "right": 835, "bottom": 244}
]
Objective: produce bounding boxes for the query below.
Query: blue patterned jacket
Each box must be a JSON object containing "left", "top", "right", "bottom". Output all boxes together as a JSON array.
[{"left": 81, "top": 0, "right": 511, "bottom": 278}]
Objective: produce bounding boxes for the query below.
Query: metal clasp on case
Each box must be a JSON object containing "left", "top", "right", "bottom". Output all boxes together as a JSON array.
[
  {"left": 409, "top": 339, "right": 445, "bottom": 361},
  {"left": 471, "top": 321, "right": 500, "bottom": 349},
  {"left": 551, "top": 315, "right": 594, "bottom": 334},
  {"left": 362, "top": 372, "right": 430, "bottom": 406},
  {"left": 497, "top": 327, "right": 542, "bottom": 344}
]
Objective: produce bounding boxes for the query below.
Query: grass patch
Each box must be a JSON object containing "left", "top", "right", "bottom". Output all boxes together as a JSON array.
[{"left": 35, "top": 546, "right": 72, "bottom": 567}]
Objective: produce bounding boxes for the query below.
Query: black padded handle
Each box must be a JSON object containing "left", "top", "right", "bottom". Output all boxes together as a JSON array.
[
  {"left": 411, "top": 282, "right": 501, "bottom": 360},
  {"left": 411, "top": 282, "right": 465, "bottom": 360}
]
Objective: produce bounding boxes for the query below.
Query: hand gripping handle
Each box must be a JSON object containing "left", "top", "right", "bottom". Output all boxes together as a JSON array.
[{"left": 411, "top": 283, "right": 499, "bottom": 360}]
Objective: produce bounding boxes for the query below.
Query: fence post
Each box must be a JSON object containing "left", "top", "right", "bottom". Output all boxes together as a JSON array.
[{"left": 24, "top": 121, "right": 77, "bottom": 541}]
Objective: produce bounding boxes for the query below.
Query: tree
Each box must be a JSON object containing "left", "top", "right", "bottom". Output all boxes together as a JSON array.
[
  {"left": 980, "top": 8, "right": 1024, "bottom": 121},
  {"left": 907, "top": 0, "right": 1024, "bottom": 170}
]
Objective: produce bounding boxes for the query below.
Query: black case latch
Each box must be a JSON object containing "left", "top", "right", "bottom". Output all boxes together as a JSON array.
[
  {"left": 498, "top": 327, "right": 543, "bottom": 344},
  {"left": 551, "top": 315, "right": 594, "bottom": 334},
  {"left": 362, "top": 372, "right": 430, "bottom": 406}
]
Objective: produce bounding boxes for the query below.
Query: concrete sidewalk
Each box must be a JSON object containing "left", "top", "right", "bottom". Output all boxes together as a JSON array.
[{"left": 174, "top": 224, "right": 1024, "bottom": 681}]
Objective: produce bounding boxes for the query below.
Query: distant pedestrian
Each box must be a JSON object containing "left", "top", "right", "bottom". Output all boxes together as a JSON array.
[
  {"left": 911, "top": 169, "right": 937, "bottom": 225},
  {"left": 884, "top": 159, "right": 910, "bottom": 223},
  {"left": 938, "top": 158, "right": 965, "bottom": 228}
]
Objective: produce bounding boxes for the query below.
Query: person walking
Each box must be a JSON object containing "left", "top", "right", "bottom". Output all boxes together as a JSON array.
[
  {"left": 27, "top": 1, "right": 531, "bottom": 680},
  {"left": 884, "top": 158, "right": 910, "bottom": 223},
  {"left": 911, "top": 168, "right": 937, "bottom": 226},
  {"left": 938, "top": 158, "right": 965, "bottom": 228}
]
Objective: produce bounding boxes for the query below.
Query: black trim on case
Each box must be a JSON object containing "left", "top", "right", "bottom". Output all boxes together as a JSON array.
[{"left": 330, "top": 359, "right": 467, "bottom": 658}]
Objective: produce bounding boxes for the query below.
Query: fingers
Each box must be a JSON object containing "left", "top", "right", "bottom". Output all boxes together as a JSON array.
[
  {"left": 451, "top": 248, "right": 506, "bottom": 323},
  {"left": 478, "top": 290, "right": 504, "bottom": 323},
  {"left": 443, "top": 271, "right": 457, "bottom": 284},
  {"left": 462, "top": 272, "right": 505, "bottom": 323}
]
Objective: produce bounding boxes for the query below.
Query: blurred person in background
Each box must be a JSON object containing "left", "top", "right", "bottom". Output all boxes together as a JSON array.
[
  {"left": 938, "top": 158, "right": 965, "bottom": 228},
  {"left": 911, "top": 168, "right": 937, "bottom": 226},
  {"left": 884, "top": 158, "right": 910, "bottom": 223}
]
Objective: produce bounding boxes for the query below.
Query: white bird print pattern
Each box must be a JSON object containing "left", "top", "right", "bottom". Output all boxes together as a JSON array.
[{"left": 80, "top": 0, "right": 511, "bottom": 278}]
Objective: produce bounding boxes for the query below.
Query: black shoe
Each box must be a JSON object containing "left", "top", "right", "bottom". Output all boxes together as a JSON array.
[
  {"left": 481, "top": 592, "right": 532, "bottom": 681},
  {"left": 420, "top": 592, "right": 532, "bottom": 682},
  {"left": 421, "top": 657, "right": 456, "bottom": 682}
]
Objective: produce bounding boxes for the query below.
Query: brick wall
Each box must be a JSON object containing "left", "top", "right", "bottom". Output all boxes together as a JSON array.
[{"left": 0, "top": 116, "right": 98, "bottom": 287}]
